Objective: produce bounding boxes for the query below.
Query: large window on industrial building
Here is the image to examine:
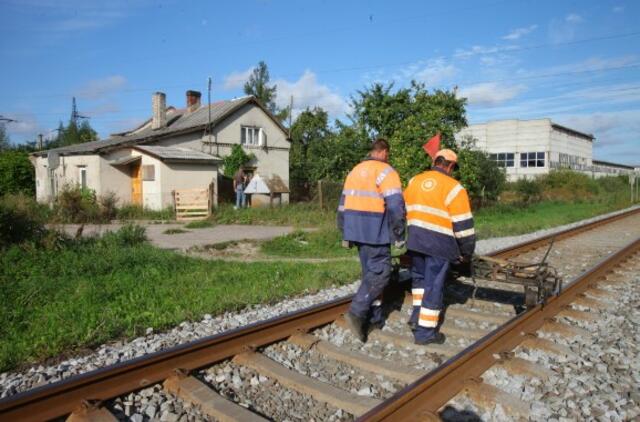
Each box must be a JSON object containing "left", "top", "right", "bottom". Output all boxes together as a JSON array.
[
  {"left": 241, "top": 126, "right": 260, "bottom": 146},
  {"left": 489, "top": 153, "right": 515, "bottom": 168},
  {"left": 520, "top": 152, "right": 545, "bottom": 168}
]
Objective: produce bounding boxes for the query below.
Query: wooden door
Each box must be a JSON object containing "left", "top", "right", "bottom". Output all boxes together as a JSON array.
[{"left": 131, "top": 162, "right": 142, "bottom": 205}]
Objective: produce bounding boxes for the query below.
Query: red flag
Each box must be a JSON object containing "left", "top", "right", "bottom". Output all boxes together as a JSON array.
[{"left": 423, "top": 133, "right": 441, "bottom": 159}]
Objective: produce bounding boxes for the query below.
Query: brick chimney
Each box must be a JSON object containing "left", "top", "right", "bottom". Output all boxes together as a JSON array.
[
  {"left": 151, "top": 92, "right": 167, "bottom": 130},
  {"left": 186, "top": 90, "right": 202, "bottom": 112}
]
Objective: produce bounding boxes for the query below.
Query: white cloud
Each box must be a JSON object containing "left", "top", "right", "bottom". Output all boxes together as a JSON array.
[
  {"left": 502, "top": 24, "right": 538, "bottom": 41},
  {"left": 273, "top": 70, "right": 348, "bottom": 117},
  {"left": 405, "top": 58, "right": 458, "bottom": 86},
  {"left": 75, "top": 75, "right": 127, "bottom": 100},
  {"left": 223, "top": 67, "right": 255, "bottom": 90},
  {"left": 565, "top": 13, "right": 583, "bottom": 23},
  {"left": 458, "top": 82, "right": 526, "bottom": 106},
  {"left": 454, "top": 44, "right": 518, "bottom": 60},
  {"left": 549, "top": 13, "right": 584, "bottom": 43}
]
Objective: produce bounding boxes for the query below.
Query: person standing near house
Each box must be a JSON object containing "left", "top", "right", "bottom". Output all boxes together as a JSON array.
[
  {"left": 233, "top": 168, "right": 246, "bottom": 209},
  {"left": 404, "top": 149, "right": 475, "bottom": 345},
  {"left": 337, "top": 139, "right": 406, "bottom": 342}
]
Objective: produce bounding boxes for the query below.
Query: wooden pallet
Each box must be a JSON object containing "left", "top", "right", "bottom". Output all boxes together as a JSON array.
[{"left": 174, "top": 188, "right": 211, "bottom": 221}]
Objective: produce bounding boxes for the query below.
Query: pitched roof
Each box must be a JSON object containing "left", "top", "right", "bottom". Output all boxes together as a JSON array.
[{"left": 34, "top": 96, "right": 289, "bottom": 157}]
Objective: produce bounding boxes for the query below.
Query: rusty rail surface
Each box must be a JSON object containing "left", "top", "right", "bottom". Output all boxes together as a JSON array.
[
  {"left": 0, "top": 207, "right": 638, "bottom": 421},
  {"left": 359, "top": 237, "right": 640, "bottom": 421}
]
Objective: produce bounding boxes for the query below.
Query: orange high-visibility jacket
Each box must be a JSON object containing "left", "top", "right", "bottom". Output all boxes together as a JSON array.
[
  {"left": 337, "top": 158, "right": 406, "bottom": 245},
  {"left": 403, "top": 168, "right": 475, "bottom": 261}
]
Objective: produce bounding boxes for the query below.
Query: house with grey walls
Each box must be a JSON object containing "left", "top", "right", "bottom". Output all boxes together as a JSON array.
[{"left": 31, "top": 91, "right": 291, "bottom": 209}]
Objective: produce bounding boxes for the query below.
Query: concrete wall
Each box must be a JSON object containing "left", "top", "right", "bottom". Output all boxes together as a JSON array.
[
  {"left": 34, "top": 154, "right": 104, "bottom": 202},
  {"left": 458, "top": 119, "right": 551, "bottom": 180},
  {"left": 161, "top": 162, "right": 217, "bottom": 209}
]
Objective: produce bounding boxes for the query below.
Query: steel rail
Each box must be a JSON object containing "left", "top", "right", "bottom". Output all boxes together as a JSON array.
[
  {"left": 359, "top": 236, "right": 640, "bottom": 421},
  {"left": 0, "top": 207, "right": 638, "bottom": 421}
]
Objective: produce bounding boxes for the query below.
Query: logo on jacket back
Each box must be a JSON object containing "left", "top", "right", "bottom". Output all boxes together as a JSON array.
[{"left": 421, "top": 178, "right": 437, "bottom": 192}]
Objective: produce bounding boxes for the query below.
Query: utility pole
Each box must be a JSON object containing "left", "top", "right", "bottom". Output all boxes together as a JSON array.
[
  {"left": 38, "top": 134, "right": 44, "bottom": 150},
  {"left": 288, "top": 95, "right": 293, "bottom": 139},
  {"left": 70, "top": 97, "right": 89, "bottom": 125}
]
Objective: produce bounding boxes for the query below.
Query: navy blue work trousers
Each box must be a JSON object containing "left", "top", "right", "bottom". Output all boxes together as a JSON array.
[
  {"left": 408, "top": 251, "right": 450, "bottom": 342},
  {"left": 349, "top": 243, "right": 392, "bottom": 325}
]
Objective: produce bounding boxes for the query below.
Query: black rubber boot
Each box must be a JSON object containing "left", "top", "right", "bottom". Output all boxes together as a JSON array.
[
  {"left": 344, "top": 312, "right": 367, "bottom": 342},
  {"left": 414, "top": 332, "right": 446, "bottom": 345}
]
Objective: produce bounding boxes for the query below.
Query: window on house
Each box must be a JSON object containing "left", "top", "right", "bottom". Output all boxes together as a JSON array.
[
  {"left": 241, "top": 126, "right": 260, "bottom": 146},
  {"left": 142, "top": 165, "right": 155, "bottom": 181},
  {"left": 489, "top": 153, "right": 515, "bottom": 168},
  {"left": 78, "top": 167, "right": 87, "bottom": 189},
  {"left": 520, "top": 152, "right": 545, "bottom": 168}
]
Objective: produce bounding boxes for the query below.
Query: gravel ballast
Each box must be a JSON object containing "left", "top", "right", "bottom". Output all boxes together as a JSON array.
[{"left": 1, "top": 206, "right": 639, "bottom": 421}]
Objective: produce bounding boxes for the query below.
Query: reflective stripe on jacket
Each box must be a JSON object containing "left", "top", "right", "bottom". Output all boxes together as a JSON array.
[
  {"left": 403, "top": 168, "right": 475, "bottom": 261},
  {"left": 337, "top": 158, "right": 406, "bottom": 245}
]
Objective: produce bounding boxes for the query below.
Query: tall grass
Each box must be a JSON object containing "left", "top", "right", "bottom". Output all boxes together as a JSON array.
[{"left": 0, "top": 226, "right": 358, "bottom": 371}]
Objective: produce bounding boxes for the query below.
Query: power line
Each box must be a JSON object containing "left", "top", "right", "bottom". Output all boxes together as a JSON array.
[{"left": 7, "top": 29, "right": 640, "bottom": 101}]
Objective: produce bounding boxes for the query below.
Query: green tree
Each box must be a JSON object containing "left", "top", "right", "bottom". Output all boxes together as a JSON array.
[
  {"left": 222, "top": 145, "right": 255, "bottom": 177},
  {"left": 307, "top": 121, "right": 370, "bottom": 182},
  {"left": 455, "top": 135, "right": 506, "bottom": 205},
  {"left": 0, "top": 123, "right": 10, "bottom": 151},
  {"left": 244, "top": 61, "right": 278, "bottom": 113},
  {"left": 290, "top": 107, "right": 331, "bottom": 185},
  {"left": 0, "top": 150, "right": 35, "bottom": 195},
  {"left": 347, "top": 81, "right": 467, "bottom": 182},
  {"left": 78, "top": 120, "right": 98, "bottom": 143}
]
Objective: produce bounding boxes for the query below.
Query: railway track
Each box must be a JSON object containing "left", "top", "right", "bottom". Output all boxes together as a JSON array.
[{"left": 1, "top": 208, "right": 639, "bottom": 421}]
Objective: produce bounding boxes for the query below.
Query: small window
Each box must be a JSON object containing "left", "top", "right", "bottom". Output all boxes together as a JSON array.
[
  {"left": 79, "top": 167, "right": 87, "bottom": 189},
  {"left": 142, "top": 165, "right": 155, "bottom": 181},
  {"left": 241, "top": 126, "right": 260, "bottom": 146}
]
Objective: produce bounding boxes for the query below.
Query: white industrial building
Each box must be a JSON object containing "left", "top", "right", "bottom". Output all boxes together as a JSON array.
[{"left": 457, "top": 118, "right": 636, "bottom": 181}]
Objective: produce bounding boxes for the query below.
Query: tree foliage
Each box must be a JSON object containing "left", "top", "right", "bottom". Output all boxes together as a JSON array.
[
  {"left": 290, "top": 107, "right": 331, "bottom": 185},
  {"left": 0, "top": 150, "right": 35, "bottom": 196},
  {"left": 243, "top": 61, "right": 290, "bottom": 122},
  {"left": 223, "top": 145, "right": 255, "bottom": 177},
  {"left": 0, "top": 124, "right": 10, "bottom": 152},
  {"left": 350, "top": 82, "right": 467, "bottom": 182}
]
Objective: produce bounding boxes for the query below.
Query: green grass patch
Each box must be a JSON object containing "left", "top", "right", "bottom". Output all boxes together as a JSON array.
[
  {"left": 116, "top": 205, "right": 175, "bottom": 221},
  {"left": 184, "top": 220, "right": 214, "bottom": 229},
  {"left": 475, "top": 200, "right": 630, "bottom": 239},
  {"left": 261, "top": 228, "right": 355, "bottom": 259},
  {"left": 0, "top": 232, "right": 359, "bottom": 371},
  {"left": 212, "top": 203, "right": 334, "bottom": 228},
  {"left": 163, "top": 228, "right": 189, "bottom": 235}
]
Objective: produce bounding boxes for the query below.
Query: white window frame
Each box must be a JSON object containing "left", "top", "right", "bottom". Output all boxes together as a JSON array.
[
  {"left": 241, "top": 126, "right": 261, "bottom": 146},
  {"left": 78, "top": 166, "right": 87, "bottom": 189},
  {"left": 489, "top": 152, "right": 515, "bottom": 168},
  {"left": 520, "top": 152, "right": 545, "bottom": 168}
]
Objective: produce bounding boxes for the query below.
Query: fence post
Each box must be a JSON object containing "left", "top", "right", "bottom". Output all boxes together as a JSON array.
[{"left": 318, "top": 180, "right": 324, "bottom": 209}]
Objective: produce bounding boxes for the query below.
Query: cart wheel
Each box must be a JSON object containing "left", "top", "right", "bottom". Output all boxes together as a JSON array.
[{"left": 524, "top": 287, "right": 538, "bottom": 308}]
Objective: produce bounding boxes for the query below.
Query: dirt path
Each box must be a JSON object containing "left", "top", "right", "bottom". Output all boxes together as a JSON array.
[{"left": 52, "top": 223, "right": 297, "bottom": 251}]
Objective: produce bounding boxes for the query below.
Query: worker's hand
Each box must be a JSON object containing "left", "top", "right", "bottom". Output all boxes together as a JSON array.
[
  {"left": 394, "top": 240, "right": 406, "bottom": 250},
  {"left": 341, "top": 240, "right": 352, "bottom": 249}
]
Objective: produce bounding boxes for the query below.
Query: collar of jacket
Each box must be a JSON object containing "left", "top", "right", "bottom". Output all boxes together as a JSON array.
[
  {"left": 432, "top": 166, "right": 450, "bottom": 176},
  {"left": 363, "top": 157, "right": 388, "bottom": 164}
]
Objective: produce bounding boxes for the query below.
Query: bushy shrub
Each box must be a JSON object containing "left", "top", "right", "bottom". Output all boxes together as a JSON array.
[
  {"left": 539, "top": 170, "right": 598, "bottom": 201},
  {"left": 102, "top": 223, "right": 147, "bottom": 247},
  {"left": 0, "top": 150, "right": 35, "bottom": 196},
  {"left": 456, "top": 148, "right": 506, "bottom": 207},
  {"left": 53, "top": 186, "right": 120, "bottom": 223},
  {"left": 514, "top": 178, "right": 542, "bottom": 204},
  {"left": 0, "top": 193, "right": 47, "bottom": 248}
]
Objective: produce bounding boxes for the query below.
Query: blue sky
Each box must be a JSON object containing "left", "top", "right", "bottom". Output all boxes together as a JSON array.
[{"left": 1, "top": 0, "right": 638, "bottom": 164}]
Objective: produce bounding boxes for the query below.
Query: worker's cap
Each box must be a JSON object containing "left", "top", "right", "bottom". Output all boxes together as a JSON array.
[{"left": 435, "top": 148, "right": 458, "bottom": 163}]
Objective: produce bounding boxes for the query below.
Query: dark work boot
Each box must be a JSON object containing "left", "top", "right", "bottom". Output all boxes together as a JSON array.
[
  {"left": 344, "top": 312, "right": 367, "bottom": 342},
  {"left": 415, "top": 332, "right": 446, "bottom": 345},
  {"left": 406, "top": 320, "right": 418, "bottom": 331}
]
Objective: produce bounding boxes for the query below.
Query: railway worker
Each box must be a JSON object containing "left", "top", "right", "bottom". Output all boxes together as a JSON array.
[
  {"left": 404, "top": 149, "right": 475, "bottom": 345},
  {"left": 337, "top": 138, "right": 406, "bottom": 342}
]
